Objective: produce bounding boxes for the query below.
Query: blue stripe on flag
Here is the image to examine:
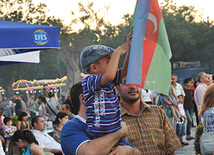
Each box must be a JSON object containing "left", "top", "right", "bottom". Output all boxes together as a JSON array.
[{"left": 127, "top": 0, "right": 151, "bottom": 85}]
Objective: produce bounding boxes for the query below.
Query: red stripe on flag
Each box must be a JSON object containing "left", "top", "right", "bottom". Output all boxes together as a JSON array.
[{"left": 141, "top": 0, "right": 162, "bottom": 87}]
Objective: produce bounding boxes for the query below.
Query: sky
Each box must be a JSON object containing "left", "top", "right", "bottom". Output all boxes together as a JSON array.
[{"left": 33, "top": 0, "right": 213, "bottom": 26}]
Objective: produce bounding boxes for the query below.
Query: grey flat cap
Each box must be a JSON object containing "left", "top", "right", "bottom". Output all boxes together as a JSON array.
[{"left": 80, "top": 45, "right": 114, "bottom": 71}]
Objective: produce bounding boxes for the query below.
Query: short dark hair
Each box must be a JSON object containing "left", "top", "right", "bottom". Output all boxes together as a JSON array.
[
  {"left": 63, "top": 103, "right": 71, "bottom": 111},
  {"left": 48, "top": 92, "right": 55, "bottom": 98},
  {"left": 183, "top": 77, "right": 193, "bottom": 85},
  {"left": 37, "top": 95, "right": 47, "bottom": 104},
  {"left": 70, "top": 81, "right": 83, "bottom": 115},
  {"left": 31, "top": 116, "right": 43, "bottom": 128},
  {"left": 4, "top": 117, "right": 11, "bottom": 125},
  {"left": 43, "top": 84, "right": 48, "bottom": 87}
]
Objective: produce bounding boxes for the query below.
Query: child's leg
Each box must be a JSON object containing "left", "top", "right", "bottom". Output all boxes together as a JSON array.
[{"left": 5, "top": 140, "right": 10, "bottom": 152}]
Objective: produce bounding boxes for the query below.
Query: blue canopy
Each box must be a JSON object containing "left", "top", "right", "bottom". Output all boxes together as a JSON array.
[{"left": 0, "top": 20, "right": 61, "bottom": 65}]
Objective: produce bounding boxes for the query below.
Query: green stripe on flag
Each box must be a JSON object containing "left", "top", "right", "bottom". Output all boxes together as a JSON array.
[
  {"left": 130, "top": 3, "right": 138, "bottom": 31},
  {"left": 144, "top": 19, "right": 172, "bottom": 95}
]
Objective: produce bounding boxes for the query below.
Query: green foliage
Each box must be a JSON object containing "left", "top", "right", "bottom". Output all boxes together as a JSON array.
[
  {"left": 161, "top": 0, "right": 214, "bottom": 69},
  {"left": 10, "top": 115, "right": 18, "bottom": 126},
  {"left": 1, "top": 0, "right": 214, "bottom": 94},
  {"left": 194, "top": 122, "right": 203, "bottom": 154},
  {"left": 0, "top": 0, "right": 67, "bottom": 95}
]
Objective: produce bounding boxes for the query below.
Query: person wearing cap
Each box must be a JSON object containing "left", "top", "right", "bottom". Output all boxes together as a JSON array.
[
  {"left": 80, "top": 32, "right": 132, "bottom": 145},
  {"left": 61, "top": 82, "right": 140, "bottom": 155}
]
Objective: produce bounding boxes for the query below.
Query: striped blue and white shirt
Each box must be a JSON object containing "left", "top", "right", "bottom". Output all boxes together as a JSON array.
[{"left": 82, "top": 69, "right": 122, "bottom": 134}]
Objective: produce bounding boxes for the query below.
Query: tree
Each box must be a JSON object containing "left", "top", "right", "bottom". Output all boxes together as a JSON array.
[
  {"left": 58, "top": 2, "right": 132, "bottom": 91},
  {"left": 0, "top": 0, "right": 66, "bottom": 96},
  {"left": 161, "top": 0, "right": 214, "bottom": 71}
]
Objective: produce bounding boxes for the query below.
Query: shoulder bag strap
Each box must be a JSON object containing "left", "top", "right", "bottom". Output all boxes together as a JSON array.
[{"left": 47, "top": 103, "right": 57, "bottom": 116}]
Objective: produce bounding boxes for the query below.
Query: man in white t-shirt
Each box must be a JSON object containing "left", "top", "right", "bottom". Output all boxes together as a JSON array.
[
  {"left": 171, "top": 74, "right": 185, "bottom": 97},
  {"left": 31, "top": 116, "right": 62, "bottom": 155}
]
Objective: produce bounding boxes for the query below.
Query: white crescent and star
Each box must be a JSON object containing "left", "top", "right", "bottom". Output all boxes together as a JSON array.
[
  {"left": 144, "top": 13, "right": 158, "bottom": 40},
  {"left": 148, "top": 13, "right": 157, "bottom": 33}
]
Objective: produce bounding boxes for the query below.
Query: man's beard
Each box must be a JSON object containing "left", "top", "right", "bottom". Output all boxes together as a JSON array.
[{"left": 120, "top": 88, "right": 140, "bottom": 103}]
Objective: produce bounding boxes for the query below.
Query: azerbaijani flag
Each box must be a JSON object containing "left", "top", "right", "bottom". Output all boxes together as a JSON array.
[{"left": 126, "top": 0, "right": 172, "bottom": 95}]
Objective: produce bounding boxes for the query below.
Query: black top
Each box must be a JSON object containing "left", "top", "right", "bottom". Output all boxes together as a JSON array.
[
  {"left": 14, "top": 99, "right": 22, "bottom": 111},
  {"left": 184, "top": 88, "right": 194, "bottom": 110}
]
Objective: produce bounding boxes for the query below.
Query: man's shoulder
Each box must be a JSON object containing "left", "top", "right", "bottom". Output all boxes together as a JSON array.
[
  {"left": 176, "top": 83, "right": 183, "bottom": 88},
  {"left": 62, "top": 118, "right": 86, "bottom": 133},
  {"left": 149, "top": 105, "right": 166, "bottom": 116}
]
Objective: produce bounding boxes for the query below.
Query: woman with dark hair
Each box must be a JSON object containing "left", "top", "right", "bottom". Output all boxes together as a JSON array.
[
  {"left": 16, "top": 111, "right": 30, "bottom": 130},
  {"left": 46, "top": 92, "right": 59, "bottom": 121},
  {"left": 37, "top": 95, "right": 49, "bottom": 121},
  {"left": 52, "top": 112, "right": 68, "bottom": 143},
  {"left": 12, "top": 130, "right": 45, "bottom": 155}
]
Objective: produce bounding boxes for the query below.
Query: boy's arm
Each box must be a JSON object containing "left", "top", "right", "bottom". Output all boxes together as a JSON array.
[
  {"left": 121, "top": 31, "right": 132, "bottom": 78},
  {"left": 100, "top": 42, "right": 129, "bottom": 86},
  {"left": 121, "top": 51, "right": 130, "bottom": 79}
]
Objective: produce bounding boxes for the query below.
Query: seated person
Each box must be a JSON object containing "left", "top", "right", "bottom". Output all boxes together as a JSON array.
[
  {"left": 12, "top": 130, "right": 45, "bottom": 155},
  {"left": 31, "top": 116, "right": 62, "bottom": 155},
  {"left": 52, "top": 112, "right": 69, "bottom": 143},
  {"left": 61, "top": 103, "right": 75, "bottom": 120},
  {"left": 16, "top": 111, "right": 30, "bottom": 130},
  {"left": 4, "top": 117, "right": 15, "bottom": 153},
  {"left": 61, "top": 82, "right": 140, "bottom": 155}
]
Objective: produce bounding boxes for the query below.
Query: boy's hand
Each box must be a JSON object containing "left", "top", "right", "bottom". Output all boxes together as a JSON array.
[
  {"left": 115, "top": 42, "right": 130, "bottom": 56},
  {"left": 127, "top": 31, "right": 133, "bottom": 46}
]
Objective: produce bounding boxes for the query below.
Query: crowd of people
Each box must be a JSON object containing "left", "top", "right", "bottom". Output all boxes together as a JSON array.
[{"left": 0, "top": 33, "right": 213, "bottom": 155}]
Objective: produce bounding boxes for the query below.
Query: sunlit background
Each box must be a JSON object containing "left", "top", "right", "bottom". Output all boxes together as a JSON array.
[{"left": 33, "top": 0, "right": 213, "bottom": 27}]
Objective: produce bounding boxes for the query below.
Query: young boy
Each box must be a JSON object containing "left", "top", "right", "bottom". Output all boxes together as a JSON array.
[
  {"left": 4, "top": 117, "right": 15, "bottom": 152},
  {"left": 176, "top": 94, "right": 189, "bottom": 146},
  {"left": 183, "top": 77, "right": 195, "bottom": 140},
  {"left": 80, "top": 32, "right": 132, "bottom": 143}
]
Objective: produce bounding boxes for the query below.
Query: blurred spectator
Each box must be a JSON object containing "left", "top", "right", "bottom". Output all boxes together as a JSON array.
[
  {"left": 8, "top": 97, "right": 15, "bottom": 115},
  {"left": 0, "top": 135, "right": 5, "bottom": 155},
  {"left": 11, "top": 94, "right": 22, "bottom": 116},
  {"left": 16, "top": 111, "right": 30, "bottom": 130},
  {"left": 12, "top": 130, "right": 45, "bottom": 155},
  {"left": 43, "top": 84, "right": 50, "bottom": 102},
  {"left": 194, "top": 72, "right": 210, "bottom": 112},
  {"left": 2, "top": 97, "right": 11, "bottom": 117},
  {"left": 37, "top": 95, "right": 49, "bottom": 121},
  {"left": 183, "top": 78, "right": 195, "bottom": 140},
  {"left": 199, "top": 84, "right": 214, "bottom": 131},
  {"left": 26, "top": 94, "right": 37, "bottom": 118},
  {"left": 3, "top": 117, "right": 16, "bottom": 153},
  {"left": 141, "top": 89, "right": 153, "bottom": 105},
  {"left": 0, "top": 102, "right": 4, "bottom": 113},
  {"left": 52, "top": 112, "right": 68, "bottom": 143},
  {"left": 31, "top": 116, "right": 62, "bottom": 154},
  {"left": 61, "top": 103, "right": 75, "bottom": 120},
  {"left": 46, "top": 92, "right": 59, "bottom": 121},
  {"left": 18, "top": 95, "right": 28, "bottom": 112}
]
